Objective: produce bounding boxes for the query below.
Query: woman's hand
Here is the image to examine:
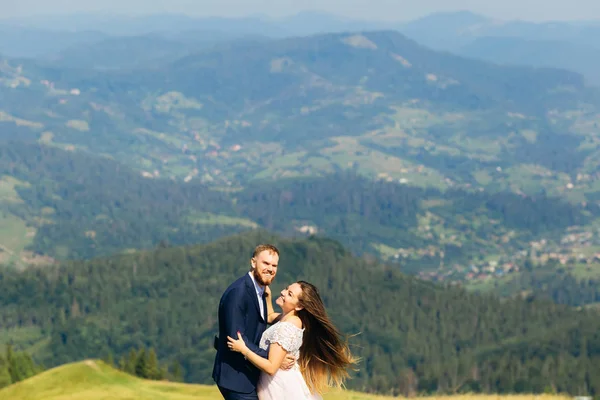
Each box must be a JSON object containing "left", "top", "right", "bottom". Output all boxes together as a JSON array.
[
  {"left": 227, "top": 332, "right": 249, "bottom": 354},
  {"left": 264, "top": 285, "right": 272, "bottom": 298}
]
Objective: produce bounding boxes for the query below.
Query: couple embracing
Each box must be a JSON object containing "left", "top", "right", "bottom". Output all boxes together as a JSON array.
[{"left": 212, "top": 244, "right": 357, "bottom": 400}]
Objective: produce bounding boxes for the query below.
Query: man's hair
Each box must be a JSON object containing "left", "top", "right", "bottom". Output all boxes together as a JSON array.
[{"left": 252, "top": 244, "right": 279, "bottom": 259}]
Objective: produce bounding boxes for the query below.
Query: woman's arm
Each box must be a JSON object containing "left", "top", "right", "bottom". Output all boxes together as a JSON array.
[
  {"left": 265, "top": 286, "right": 281, "bottom": 324},
  {"left": 221, "top": 287, "right": 268, "bottom": 358},
  {"left": 227, "top": 332, "right": 286, "bottom": 375}
]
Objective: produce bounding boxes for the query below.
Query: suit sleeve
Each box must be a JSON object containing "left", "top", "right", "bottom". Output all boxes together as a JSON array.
[{"left": 222, "top": 287, "right": 269, "bottom": 359}]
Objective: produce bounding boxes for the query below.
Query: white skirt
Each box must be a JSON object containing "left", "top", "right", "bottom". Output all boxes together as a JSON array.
[{"left": 257, "top": 366, "right": 322, "bottom": 400}]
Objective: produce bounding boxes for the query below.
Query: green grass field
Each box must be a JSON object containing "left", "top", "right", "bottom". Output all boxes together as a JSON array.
[
  {"left": 0, "top": 176, "right": 35, "bottom": 266},
  {"left": 0, "top": 360, "right": 572, "bottom": 400},
  {"left": 186, "top": 212, "right": 259, "bottom": 229},
  {"left": 0, "top": 212, "right": 34, "bottom": 267}
]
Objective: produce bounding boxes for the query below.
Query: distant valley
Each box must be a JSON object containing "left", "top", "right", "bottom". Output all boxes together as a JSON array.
[
  {"left": 2, "top": 29, "right": 596, "bottom": 194},
  {"left": 1, "top": 22, "right": 600, "bottom": 293}
]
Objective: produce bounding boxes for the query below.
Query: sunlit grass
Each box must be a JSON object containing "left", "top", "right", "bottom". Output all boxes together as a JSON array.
[{"left": 0, "top": 360, "right": 572, "bottom": 400}]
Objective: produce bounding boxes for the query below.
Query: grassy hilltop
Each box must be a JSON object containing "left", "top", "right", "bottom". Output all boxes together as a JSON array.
[
  {"left": 0, "top": 359, "right": 398, "bottom": 399},
  {"left": 0, "top": 360, "right": 572, "bottom": 400}
]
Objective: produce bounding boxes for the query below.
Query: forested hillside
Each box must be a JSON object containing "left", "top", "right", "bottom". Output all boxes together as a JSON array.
[
  {"left": 1, "top": 142, "right": 595, "bottom": 268},
  {"left": 482, "top": 259, "right": 600, "bottom": 307},
  {"left": 0, "top": 233, "right": 599, "bottom": 395},
  {"left": 0, "top": 142, "right": 246, "bottom": 261}
]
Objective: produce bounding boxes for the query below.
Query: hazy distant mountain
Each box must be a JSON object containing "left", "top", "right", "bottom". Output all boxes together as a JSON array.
[
  {"left": 7, "top": 10, "right": 600, "bottom": 50},
  {"left": 41, "top": 32, "right": 269, "bottom": 70},
  {"left": 0, "top": 25, "right": 108, "bottom": 58},
  {"left": 396, "top": 11, "right": 600, "bottom": 85},
  {"left": 0, "top": 12, "right": 389, "bottom": 60},
  {"left": 398, "top": 11, "right": 600, "bottom": 51},
  {"left": 4, "top": 11, "right": 396, "bottom": 39},
  {"left": 274, "top": 11, "right": 390, "bottom": 36},
  {"left": 39, "top": 35, "right": 192, "bottom": 70},
  {"left": 4, "top": 13, "right": 288, "bottom": 37},
  {"left": 399, "top": 11, "right": 490, "bottom": 50},
  {"left": 458, "top": 36, "right": 600, "bottom": 86},
  {"left": 10, "top": 10, "right": 600, "bottom": 72},
  {"left": 0, "top": 13, "right": 285, "bottom": 59}
]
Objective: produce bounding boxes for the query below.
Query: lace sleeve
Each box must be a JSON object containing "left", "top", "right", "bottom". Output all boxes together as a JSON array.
[{"left": 269, "top": 321, "right": 303, "bottom": 352}]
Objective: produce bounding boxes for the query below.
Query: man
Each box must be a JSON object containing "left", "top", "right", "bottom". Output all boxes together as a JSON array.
[{"left": 213, "top": 244, "right": 294, "bottom": 400}]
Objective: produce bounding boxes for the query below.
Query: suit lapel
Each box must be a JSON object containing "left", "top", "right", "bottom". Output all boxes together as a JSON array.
[{"left": 244, "top": 273, "right": 266, "bottom": 322}]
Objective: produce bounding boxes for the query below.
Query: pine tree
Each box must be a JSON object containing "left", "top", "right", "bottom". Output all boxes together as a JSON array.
[
  {"left": 146, "top": 348, "right": 159, "bottom": 380},
  {"left": 125, "top": 349, "right": 137, "bottom": 374},
  {"left": 0, "top": 355, "right": 11, "bottom": 389},
  {"left": 158, "top": 366, "right": 167, "bottom": 381},
  {"left": 5, "top": 345, "right": 13, "bottom": 369},
  {"left": 102, "top": 352, "right": 114, "bottom": 367},
  {"left": 171, "top": 359, "right": 183, "bottom": 382},
  {"left": 5, "top": 344, "right": 15, "bottom": 383},
  {"left": 118, "top": 355, "right": 127, "bottom": 371},
  {"left": 397, "top": 368, "right": 419, "bottom": 397},
  {"left": 135, "top": 348, "right": 148, "bottom": 378},
  {"left": 8, "top": 352, "right": 36, "bottom": 383}
]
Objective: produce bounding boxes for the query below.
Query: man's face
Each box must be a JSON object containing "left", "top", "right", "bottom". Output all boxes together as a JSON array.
[{"left": 251, "top": 250, "right": 279, "bottom": 286}]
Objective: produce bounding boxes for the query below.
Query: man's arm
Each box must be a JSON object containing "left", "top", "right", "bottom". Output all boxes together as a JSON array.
[
  {"left": 280, "top": 353, "right": 296, "bottom": 370},
  {"left": 221, "top": 287, "right": 268, "bottom": 359}
]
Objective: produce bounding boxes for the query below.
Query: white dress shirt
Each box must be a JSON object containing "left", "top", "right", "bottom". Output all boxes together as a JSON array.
[{"left": 248, "top": 271, "right": 265, "bottom": 318}]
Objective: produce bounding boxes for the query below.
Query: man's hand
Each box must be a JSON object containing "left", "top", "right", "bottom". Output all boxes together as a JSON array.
[{"left": 280, "top": 353, "right": 296, "bottom": 370}]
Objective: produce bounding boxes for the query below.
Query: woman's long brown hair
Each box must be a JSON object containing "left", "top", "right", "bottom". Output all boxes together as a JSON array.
[{"left": 295, "top": 281, "right": 358, "bottom": 395}]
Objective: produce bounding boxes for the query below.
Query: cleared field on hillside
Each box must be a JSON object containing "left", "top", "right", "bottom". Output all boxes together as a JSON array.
[{"left": 0, "top": 360, "right": 572, "bottom": 400}]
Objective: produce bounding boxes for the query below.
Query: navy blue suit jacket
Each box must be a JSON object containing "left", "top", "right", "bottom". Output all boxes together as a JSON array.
[{"left": 212, "top": 273, "right": 269, "bottom": 393}]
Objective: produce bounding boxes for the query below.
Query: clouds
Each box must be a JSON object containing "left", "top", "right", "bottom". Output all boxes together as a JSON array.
[{"left": 3, "top": 0, "right": 600, "bottom": 22}]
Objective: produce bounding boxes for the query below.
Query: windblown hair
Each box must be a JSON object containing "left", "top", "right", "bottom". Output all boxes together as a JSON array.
[
  {"left": 295, "top": 281, "right": 358, "bottom": 395},
  {"left": 251, "top": 244, "right": 279, "bottom": 259}
]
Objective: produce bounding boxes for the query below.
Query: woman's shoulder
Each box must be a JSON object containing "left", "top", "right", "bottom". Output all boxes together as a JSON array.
[
  {"left": 280, "top": 315, "right": 303, "bottom": 330},
  {"left": 266, "top": 316, "right": 304, "bottom": 352}
]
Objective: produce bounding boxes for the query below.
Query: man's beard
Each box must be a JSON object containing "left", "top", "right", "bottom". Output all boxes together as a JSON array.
[{"left": 253, "top": 269, "right": 273, "bottom": 286}]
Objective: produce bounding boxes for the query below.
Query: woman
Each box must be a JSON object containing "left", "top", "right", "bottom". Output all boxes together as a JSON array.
[{"left": 227, "top": 280, "right": 356, "bottom": 399}]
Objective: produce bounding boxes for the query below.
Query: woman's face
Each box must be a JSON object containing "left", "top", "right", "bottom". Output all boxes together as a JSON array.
[{"left": 275, "top": 282, "right": 303, "bottom": 314}]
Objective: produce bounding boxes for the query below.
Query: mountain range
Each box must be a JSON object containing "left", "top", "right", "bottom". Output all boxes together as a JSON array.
[
  {"left": 3, "top": 11, "right": 600, "bottom": 84},
  {"left": 458, "top": 37, "right": 600, "bottom": 85},
  {"left": 401, "top": 11, "right": 600, "bottom": 51},
  {"left": 401, "top": 12, "right": 600, "bottom": 86},
  {"left": 2, "top": 29, "right": 600, "bottom": 278},
  {"left": 2, "top": 29, "right": 594, "bottom": 181}
]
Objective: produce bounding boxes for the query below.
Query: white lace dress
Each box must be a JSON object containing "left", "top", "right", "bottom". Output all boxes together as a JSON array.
[{"left": 257, "top": 321, "right": 323, "bottom": 400}]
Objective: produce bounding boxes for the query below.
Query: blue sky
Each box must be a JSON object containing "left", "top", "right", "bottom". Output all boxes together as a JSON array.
[{"left": 4, "top": 0, "right": 600, "bottom": 22}]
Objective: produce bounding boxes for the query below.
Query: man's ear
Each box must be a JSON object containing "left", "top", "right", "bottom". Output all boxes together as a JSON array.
[{"left": 250, "top": 257, "right": 256, "bottom": 269}]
